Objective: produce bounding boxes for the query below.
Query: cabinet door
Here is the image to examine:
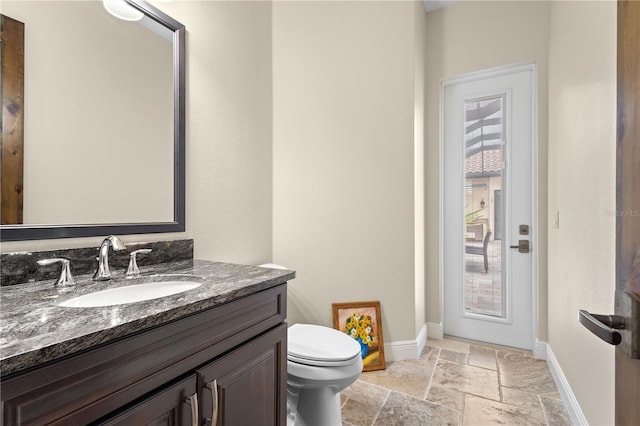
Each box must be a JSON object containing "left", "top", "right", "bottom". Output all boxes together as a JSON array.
[
  {"left": 197, "top": 324, "right": 287, "bottom": 426},
  {"left": 98, "top": 375, "right": 197, "bottom": 426}
]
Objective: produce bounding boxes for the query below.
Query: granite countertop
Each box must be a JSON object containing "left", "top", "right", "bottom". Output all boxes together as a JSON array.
[{"left": 0, "top": 259, "right": 295, "bottom": 377}]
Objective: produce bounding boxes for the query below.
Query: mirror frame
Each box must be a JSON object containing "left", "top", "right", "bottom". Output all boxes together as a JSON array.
[{"left": 1, "top": 0, "right": 185, "bottom": 242}]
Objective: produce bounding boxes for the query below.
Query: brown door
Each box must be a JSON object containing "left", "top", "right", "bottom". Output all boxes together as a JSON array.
[{"left": 616, "top": 1, "right": 640, "bottom": 424}]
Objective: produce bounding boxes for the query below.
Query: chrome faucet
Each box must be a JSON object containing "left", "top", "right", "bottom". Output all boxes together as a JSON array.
[{"left": 93, "top": 235, "right": 126, "bottom": 281}]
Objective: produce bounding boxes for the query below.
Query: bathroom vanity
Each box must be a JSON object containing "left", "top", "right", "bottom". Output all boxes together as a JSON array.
[{"left": 0, "top": 254, "right": 294, "bottom": 425}]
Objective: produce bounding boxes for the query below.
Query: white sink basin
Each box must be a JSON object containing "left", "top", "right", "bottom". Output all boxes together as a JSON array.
[{"left": 59, "top": 280, "right": 202, "bottom": 308}]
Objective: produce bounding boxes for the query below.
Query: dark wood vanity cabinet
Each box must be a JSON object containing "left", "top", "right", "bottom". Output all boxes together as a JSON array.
[
  {"left": 1, "top": 285, "right": 287, "bottom": 426},
  {"left": 100, "top": 375, "right": 197, "bottom": 425},
  {"left": 197, "top": 325, "right": 286, "bottom": 426},
  {"left": 101, "top": 325, "right": 286, "bottom": 426}
]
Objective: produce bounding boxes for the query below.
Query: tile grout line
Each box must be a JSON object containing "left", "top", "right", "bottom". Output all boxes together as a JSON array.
[
  {"left": 496, "top": 349, "right": 505, "bottom": 403},
  {"left": 340, "top": 395, "right": 349, "bottom": 409},
  {"left": 440, "top": 336, "right": 531, "bottom": 357},
  {"left": 369, "top": 388, "right": 391, "bottom": 426},
  {"left": 458, "top": 346, "right": 470, "bottom": 426},
  {"left": 422, "top": 347, "right": 441, "bottom": 400},
  {"left": 537, "top": 394, "right": 551, "bottom": 426},
  {"left": 437, "top": 357, "right": 502, "bottom": 379},
  {"left": 359, "top": 377, "right": 440, "bottom": 407},
  {"left": 352, "top": 379, "right": 390, "bottom": 394},
  {"left": 459, "top": 394, "right": 466, "bottom": 426}
]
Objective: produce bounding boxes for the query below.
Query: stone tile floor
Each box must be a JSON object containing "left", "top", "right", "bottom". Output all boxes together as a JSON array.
[{"left": 340, "top": 336, "right": 571, "bottom": 426}]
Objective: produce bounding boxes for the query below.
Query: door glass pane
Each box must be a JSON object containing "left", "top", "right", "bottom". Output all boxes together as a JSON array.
[{"left": 463, "top": 96, "right": 505, "bottom": 317}]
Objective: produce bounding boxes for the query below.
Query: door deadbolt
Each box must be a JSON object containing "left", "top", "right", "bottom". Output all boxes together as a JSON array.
[{"left": 509, "top": 240, "right": 530, "bottom": 253}]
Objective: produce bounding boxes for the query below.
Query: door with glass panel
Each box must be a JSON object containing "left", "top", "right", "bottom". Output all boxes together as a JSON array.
[{"left": 442, "top": 65, "right": 534, "bottom": 350}]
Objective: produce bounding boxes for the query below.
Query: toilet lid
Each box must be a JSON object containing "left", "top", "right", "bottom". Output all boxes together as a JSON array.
[{"left": 288, "top": 323, "right": 361, "bottom": 366}]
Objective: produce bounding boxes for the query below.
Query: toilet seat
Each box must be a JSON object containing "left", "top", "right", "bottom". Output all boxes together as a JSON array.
[{"left": 288, "top": 324, "right": 361, "bottom": 367}]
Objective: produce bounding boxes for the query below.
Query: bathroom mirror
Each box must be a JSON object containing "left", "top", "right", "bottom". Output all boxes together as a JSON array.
[{"left": 0, "top": 0, "right": 185, "bottom": 241}]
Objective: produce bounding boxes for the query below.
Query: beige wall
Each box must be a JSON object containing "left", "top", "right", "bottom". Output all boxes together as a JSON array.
[
  {"left": 273, "top": 1, "right": 426, "bottom": 344},
  {"left": 1, "top": 1, "right": 274, "bottom": 267},
  {"left": 424, "top": 1, "right": 550, "bottom": 340},
  {"left": 547, "top": 2, "right": 616, "bottom": 424}
]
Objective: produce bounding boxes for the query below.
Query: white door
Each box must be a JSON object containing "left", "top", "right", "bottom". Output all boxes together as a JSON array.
[{"left": 442, "top": 64, "right": 535, "bottom": 350}]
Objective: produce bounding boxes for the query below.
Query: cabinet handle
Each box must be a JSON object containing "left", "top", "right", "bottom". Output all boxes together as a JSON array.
[
  {"left": 187, "top": 392, "right": 198, "bottom": 426},
  {"left": 206, "top": 379, "right": 219, "bottom": 426}
]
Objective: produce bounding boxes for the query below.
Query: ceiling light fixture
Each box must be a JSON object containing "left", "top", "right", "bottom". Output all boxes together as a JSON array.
[{"left": 103, "top": 0, "right": 144, "bottom": 21}]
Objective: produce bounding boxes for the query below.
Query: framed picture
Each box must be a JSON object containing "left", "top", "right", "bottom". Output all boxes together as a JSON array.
[{"left": 332, "top": 301, "right": 385, "bottom": 372}]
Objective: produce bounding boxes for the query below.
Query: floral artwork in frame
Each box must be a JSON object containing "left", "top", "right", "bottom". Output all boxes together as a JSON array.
[{"left": 332, "top": 301, "right": 385, "bottom": 372}]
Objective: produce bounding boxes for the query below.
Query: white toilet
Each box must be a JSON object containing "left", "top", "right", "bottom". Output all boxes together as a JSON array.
[
  {"left": 256, "top": 264, "right": 363, "bottom": 425},
  {"left": 287, "top": 323, "right": 363, "bottom": 426}
]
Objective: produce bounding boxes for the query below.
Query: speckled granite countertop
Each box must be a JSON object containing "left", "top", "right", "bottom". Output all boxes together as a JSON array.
[{"left": 0, "top": 259, "right": 295, "bottom": 377}]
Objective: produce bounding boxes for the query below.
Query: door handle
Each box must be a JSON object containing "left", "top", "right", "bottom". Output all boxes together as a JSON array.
[
  {"left": 579, "top": 309, "right": 625, "bottom": 345},
  {"left": 509, "top": 240, "right": 530, "bottom": 253},
  {"left": 580, "top": 291, "right": 640, "bottom": 359}
]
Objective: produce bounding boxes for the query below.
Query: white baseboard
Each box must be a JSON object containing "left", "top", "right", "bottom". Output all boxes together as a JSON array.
[
  {"left": 416, "top": 323, "right": 427, "bottom": 354},
  {"left": 545, "top": 343, "right": 589, "bottom": 426},
  {"left": 533, "top": 339, "right": 547, "bottom": 360},
  {"left": 385, "top": 340, "right": 418, "bottom": 362},
  {"left": 427, "top": 322, "right": 443, "bottom": 340},
  {"left": 384, "top": 324, "right": 427, "bottom": 362}
]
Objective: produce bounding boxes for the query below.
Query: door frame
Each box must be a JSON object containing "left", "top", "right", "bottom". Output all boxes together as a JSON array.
[{"left": 438, "top": 62, "right": 540, "bottom": 354}]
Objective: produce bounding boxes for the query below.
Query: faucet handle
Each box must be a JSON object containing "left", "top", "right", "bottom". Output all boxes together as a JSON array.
[
  {"left": 126, "top": 249, "right": 152, "bottom": 276},
  {"left": 37, "top": 258, "right": 76, "bottom": 287}
]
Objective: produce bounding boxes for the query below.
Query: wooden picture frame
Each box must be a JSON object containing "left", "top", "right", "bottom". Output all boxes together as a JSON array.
[{"left": 332, "top": 301, "right": 385, "bottom": 372}]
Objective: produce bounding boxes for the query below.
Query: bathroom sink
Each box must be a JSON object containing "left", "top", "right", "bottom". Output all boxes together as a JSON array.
[{"left": 59, "top": 280, "right": 202, "bottom": 308}]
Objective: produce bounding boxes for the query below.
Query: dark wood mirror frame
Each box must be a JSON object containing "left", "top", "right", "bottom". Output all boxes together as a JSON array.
[{"left": 0, "top": 0, "right": 185, "bottom": 242}]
